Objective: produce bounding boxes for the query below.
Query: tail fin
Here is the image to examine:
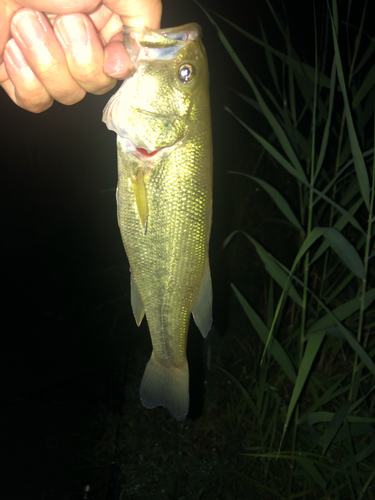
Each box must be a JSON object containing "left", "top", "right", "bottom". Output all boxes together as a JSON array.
[{"left": 139, "top": 352, "right": 189, "bottom": 421}]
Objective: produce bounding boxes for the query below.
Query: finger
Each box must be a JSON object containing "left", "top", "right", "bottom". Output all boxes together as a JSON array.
[
  {"left": 95, "top": 10, "right": 123, "bottom": 44},
  {"left": 88, "top": 3, "right": 161, "bottom": 79},
  {"left": 9, "top": 1, "right": 101, "bottom": 15},
  {"left": 103, "top": 38, "right": 131, "bottom": 79},
  {"left": 0, "top": 3, "right": 15, "bottom": 58},
  {"left": 103, "top": 0, "right": 162, "bottom": 29},
  {"left": 88, "top": 7, "right": 132, "bottom": 80},
  {"left": 0, "top": 60, "right": 9, "bottom": 83},
  {"left": 54, "top": 13, "right": 116, "bottom": 95},
  {"left": 88, "top": 4, "right": 115, "bottom": 35},
  {"left": 11, "top": 9, "right": 86, "bottom": 106},
  {"left": 3, "top": 38, "right": 53, "bottom": 113}
]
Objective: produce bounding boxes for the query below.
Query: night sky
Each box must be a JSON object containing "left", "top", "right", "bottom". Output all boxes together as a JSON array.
[{"left": 2, "top": 1, "right": 334, "bottom": 498}]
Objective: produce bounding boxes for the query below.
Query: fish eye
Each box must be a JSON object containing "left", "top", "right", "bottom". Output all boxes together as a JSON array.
[{"left": 178, "top": 64, "right": 195, "bottom": 83}]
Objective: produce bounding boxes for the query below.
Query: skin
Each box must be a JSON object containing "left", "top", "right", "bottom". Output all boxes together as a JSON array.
[{"left": 0, "top": 0, "right": 162, "bottom": 112}]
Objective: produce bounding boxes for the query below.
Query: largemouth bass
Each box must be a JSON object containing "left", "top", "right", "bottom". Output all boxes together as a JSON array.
[{"left": 103, "top": 23, "right": 212, "bottom": 420}]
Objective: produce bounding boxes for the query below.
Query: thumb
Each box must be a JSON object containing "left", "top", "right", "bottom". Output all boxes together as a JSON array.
[{"left": 103, "top": 0, "right": 162, "bottom": 29}]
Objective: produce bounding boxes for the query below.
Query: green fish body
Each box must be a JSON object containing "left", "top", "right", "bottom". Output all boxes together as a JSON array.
[{"left": 103, "top": 23, "right": 212, "bottom": 420}]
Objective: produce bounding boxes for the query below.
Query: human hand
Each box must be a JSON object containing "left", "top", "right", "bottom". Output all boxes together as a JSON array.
[{"left": 0, "top": 0, "right": 162, "bottom": 113}]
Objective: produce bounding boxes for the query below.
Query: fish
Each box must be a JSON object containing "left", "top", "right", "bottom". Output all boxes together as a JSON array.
[{"left": 102, "top": 23, "right": 213, "bottom": 420}]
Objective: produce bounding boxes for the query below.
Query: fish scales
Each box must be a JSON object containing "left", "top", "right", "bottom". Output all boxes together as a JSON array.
[{"left": 103, "top": 23, "right": 212, "bottom": 420}]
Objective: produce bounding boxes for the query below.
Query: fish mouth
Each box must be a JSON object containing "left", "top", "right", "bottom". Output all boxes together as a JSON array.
[
  {"left": 127, "top": 129, "right": 187, "bottom": 160},
  {"left": 135, "top": 147, "right": 160, "bottom": 158},
  {"left": 131, "top": 145, "right": 167, "bottom": 160},
  {"left": 132, "top": 136, "right": 184, "bottom": 159},
  {"left": 124, "top": 23, "right": 202, "bottom": 63}
]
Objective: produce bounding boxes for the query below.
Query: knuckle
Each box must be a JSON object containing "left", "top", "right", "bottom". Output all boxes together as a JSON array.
[
  {"left": 16, "top": 85, "right": 53, "bottom": 112},
  {"left": 33, "top": 65, "right": 87, "bottom": 105},
  {"left": 92, "top": 80, "right": 117, "bottom": 96},
  {"left": 55, "top": 88, "right": 86, "bottom": 106},
  {"left": 28, "top": 100, "right": 54, "bottom": 114},
  {"left": 77, "top": 65, "right": 103, "bottom": 82},
  {"left": 36, "top": 62, "right": 61, "bottom": 80},
  {"left": 71, "top": 65, "right": 115, "bottom": 93}
]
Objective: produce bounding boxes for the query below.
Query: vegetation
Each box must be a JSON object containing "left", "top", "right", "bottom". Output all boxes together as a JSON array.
[
  {"left": 80, "top": 1, "right": 375, "bottom": 498},
  {"left": 202, "top": 0, "right": 375, "bottom": 497}
]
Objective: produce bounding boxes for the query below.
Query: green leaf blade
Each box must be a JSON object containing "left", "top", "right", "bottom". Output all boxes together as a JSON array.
[{"left": 323, "top": 228, "right": 365, "bottom": 279}]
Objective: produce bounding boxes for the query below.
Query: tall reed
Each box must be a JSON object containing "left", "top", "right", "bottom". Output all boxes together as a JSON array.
[{"left": 199, "top": 0, "right": 375, "bottom": 497}]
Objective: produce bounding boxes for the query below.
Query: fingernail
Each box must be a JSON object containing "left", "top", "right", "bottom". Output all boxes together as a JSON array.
[
  {"left": 12, "top": 10, "right": 48, "bottom": 47},
  {"left": 55, "top": 15, "right": 88, "bottom": 47},
  {"left": 5, "top": 38, "right": 28, "bottom": 68},
  {"left": 4, "top": 38, "right": 35, "bottom": 81}
]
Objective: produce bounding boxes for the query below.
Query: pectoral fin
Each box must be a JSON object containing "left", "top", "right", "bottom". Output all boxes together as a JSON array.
[
  {"left": 131, "top": 270, "right": 145, "bottom": 326},
  {"left": 130, "top": 168, "right": 148, "bottom": 234},
  {"left": 192, "top": 262, "right": 213, "bottom": 338}
]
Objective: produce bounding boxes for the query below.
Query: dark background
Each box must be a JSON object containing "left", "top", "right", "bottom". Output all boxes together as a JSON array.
[{"left": 1, "top": 0, "right": 330, "bottom": 498}]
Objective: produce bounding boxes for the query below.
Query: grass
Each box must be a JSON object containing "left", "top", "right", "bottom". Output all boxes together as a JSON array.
[
  {"left": 78, "top": 1, "right": 375, "bottom": 498},
  {"left": 198, "top": 0, "right": 375, "bottom": 497}
]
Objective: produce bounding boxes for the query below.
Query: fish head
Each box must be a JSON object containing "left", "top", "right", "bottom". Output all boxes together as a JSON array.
[{"left": 103, "top": 23, "right": 209, "bottom": 156}]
